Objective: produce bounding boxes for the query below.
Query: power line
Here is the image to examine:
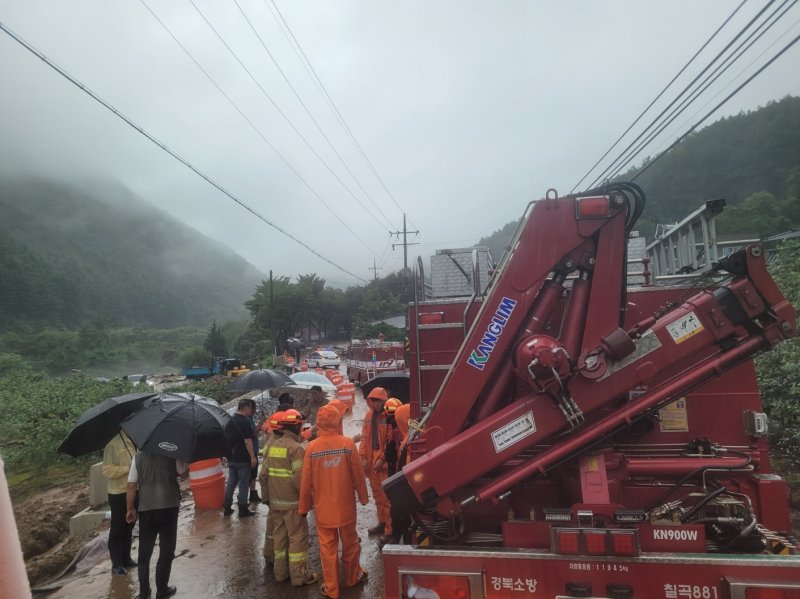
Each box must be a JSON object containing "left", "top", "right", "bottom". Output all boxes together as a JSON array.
[
  {"left": 187, "top": 0, "right": 387, "bottom": 248},
  {"left": 265, "top": 0, "right": 409, "bottom": 219},
  {"left": 647, "top": 13, "right": 800, "bottom": 160},
  {"left": 0, "top": 19, "right": 368, "bottom": 284},
  {"left": 234, "top": 0, "right": 394, "bottom": 230},
  {"left": 605, "top": 0, "right": 799, "bottom": 183},
  {"left": 631, "top": 29, "right": 800, "bottom": 182},
  {"left": 584, "top": 0, "right": 780, "bottom": 190},
  {"left": 138, "top": 0, "right": 376, "bottom": 258},
  {"left": 570, "top": 0, "right": 747, "bottom": 193}
]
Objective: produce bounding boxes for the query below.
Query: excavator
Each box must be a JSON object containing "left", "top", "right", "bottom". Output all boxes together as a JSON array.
[{"left": 381, "top": 183, "right": 800, "bottom": 598}]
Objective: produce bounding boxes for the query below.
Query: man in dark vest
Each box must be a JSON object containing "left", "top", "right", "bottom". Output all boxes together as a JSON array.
[{"left": 126, "top": 450, "right": 187, "bottom": 599}]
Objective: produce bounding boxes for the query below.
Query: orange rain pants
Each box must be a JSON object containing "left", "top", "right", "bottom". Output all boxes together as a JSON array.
[{"left": 316, "top": 523, "right": 361, "bottom": 598}]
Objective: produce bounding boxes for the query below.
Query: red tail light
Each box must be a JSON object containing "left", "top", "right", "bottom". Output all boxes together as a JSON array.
[
  {"left": 576, "top": 196, "right": 611, "bottom": 218},
  {"left": 610, "top": 530, "right": 638, "bottom": 557},
  {"left": 553, "top": 528, "right": 639, "bottom": 557},
  {"left": 555, "top": 529, "right": 581, "bottom": 554},
  {"left": 583, "top": 530, "right": 608, "bottom": 555}
]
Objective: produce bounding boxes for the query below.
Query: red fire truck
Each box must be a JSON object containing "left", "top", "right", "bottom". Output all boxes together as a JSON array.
[
  {"left": 382, "top": 184, "right": 800, "bottom": 598},
  {"left": 346, "top": 339, "right": 406, "bottom": 384}
]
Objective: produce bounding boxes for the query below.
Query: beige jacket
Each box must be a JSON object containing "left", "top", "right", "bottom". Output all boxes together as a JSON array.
[{"left": 101, "top": 431, "right": 136, "bottom": 495}]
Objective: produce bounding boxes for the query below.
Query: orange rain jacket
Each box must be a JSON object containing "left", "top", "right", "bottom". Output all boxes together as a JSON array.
[
  {"left": 359, "top": 402, "right": 389, "bottom": 472},
  {"left": 395, "top": 403, "right": 411, "bottom": 460},
  {"left": 298, "top": 404, "right": 368, "bottom": 528},
  {"left": 327, "top": 400, "right": 349, "bottom": 435}
]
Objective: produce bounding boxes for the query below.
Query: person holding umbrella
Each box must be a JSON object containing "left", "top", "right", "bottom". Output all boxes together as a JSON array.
[
  {"left": 125, "top": 450, "right": 187, "bottom": 599},
  {"left": 119, "top": 392, "right": 238, "bottom": 599},
  {"left": 102, "top": 430, "right": 138, "bottom": 576}
]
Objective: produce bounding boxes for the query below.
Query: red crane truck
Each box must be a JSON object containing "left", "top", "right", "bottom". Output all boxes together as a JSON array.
[{"left": 382, "top": 183, "right": 800, "bottom": 599}]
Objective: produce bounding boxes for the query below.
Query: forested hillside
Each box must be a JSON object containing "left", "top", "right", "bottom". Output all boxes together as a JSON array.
[
  {"left": 0, "top": 178, "right": 264, "bottom": 329},
  {"left": 479, "top": 96, "right": 800, "bottom": 256}
]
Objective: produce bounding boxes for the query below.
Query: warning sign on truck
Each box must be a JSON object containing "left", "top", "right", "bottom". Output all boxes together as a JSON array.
[
  {"left": 492, "top": 411, "right": 536, "bottom": 452},
  {"left": 666, "top": 312, "right": 704, "bottom": 344}
]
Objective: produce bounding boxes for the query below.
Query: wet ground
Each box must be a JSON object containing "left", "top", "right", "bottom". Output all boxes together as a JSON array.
[{"left": 47, "top": 386, "right": 387, "bottom": 599}]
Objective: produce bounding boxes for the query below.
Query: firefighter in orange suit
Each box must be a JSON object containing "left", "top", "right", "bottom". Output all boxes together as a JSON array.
[
  {"left": 299, "top": 404, "right": 369, "bottom": 599},
  {"left": 259, "top": 409, "right": 318, "bottom": 586},
  {"left": 389, "top": 402, "right": 413, "bottom": 544},
  {"left": 359, "top": 386, "right": 392, "bottom": 539}
]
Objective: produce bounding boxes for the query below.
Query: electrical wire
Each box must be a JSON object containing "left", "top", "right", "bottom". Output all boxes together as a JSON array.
[
  {"left": 265, "top": 0, "right": 409, "bottom": 220},
  {"left": 584, "top": 0, "right": 780, "bottom": 190},
  {"left": 570, "top": 0, "right": 748, "bottom": 194},
  {"left": 187, "top": 0, "right": 386, "bottom": 251},
  {"left": 138, "top": 0, "right": 376, "bottom": 258},
  {"left": 631, "top": 29, "right": 800, "bottom": 182},
  {"left": 607, "top": 0, "right": 799, "bottom": 183},
  {"left": 0, "top": 19, "right": 369, "bottom": 284},
  {"left": 234, "top": 0, "right": 394, "bottom": 231},
  {"left": 639, "top": 12, "right": 800, "bottom": 162}
]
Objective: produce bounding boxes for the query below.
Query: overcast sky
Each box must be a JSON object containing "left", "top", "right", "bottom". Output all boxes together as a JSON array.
[{"left": 1, "top": 1, "right": 799, "bottom": 286}]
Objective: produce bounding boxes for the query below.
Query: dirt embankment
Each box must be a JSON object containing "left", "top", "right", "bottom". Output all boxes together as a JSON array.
[{"left": 14, "top": 482, "right": 101, "bottom": 587}]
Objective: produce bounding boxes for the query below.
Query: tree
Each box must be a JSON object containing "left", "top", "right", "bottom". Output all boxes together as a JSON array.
[
  {"left": 716, "top": 192, "right": 792, "bottom": 238},
  {"left": 204, "top": 322, "right": 228, "bottom": 357}
]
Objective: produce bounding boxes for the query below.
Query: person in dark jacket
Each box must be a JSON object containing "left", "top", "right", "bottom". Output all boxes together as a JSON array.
[
  {"left": 224, "top": 398, "right": 258, "bottom": 517},
  {"left": 126, "top": 450, "right": 187, "bottom": 599}
]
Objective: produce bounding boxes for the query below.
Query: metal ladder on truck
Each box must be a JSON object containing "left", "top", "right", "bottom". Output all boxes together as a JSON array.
[
  {"left": 645, "top": 199, "right": 758, "bottom": 281},
  {"left": 411, "top": 248, "right": 492, "bottom": 411}
]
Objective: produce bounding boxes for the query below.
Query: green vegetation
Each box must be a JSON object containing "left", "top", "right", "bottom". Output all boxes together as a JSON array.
[
  {"left": 756, "top": 241, "right": 800, "bottom": 453},
  {"left": 480, "top": 96, "right": 800, "bottom": 259},
  {"left": 0, "top": 177, "right": 262, "bottom": 329},
  {"left": 246, "top": 271, "right": 406, "bottom": 351},
  {"left": 0, "top": 325, "right": 206, "bottom": 376},
  {"left": 0, "top": 371, "right": 134, "bottom": 493},
  {"left": 0, "top": 368, "right": 230, "bottom": 496}
]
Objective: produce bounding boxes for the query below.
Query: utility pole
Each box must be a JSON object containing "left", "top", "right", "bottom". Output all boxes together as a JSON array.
[
  {"left": 390, "top": 212, "right": 419, "bottom": 301},
  {"left": 368, "top": 258, "right": 382, "bottom": 281},
  {"left": 269, "top": 269, "right": 275, "bottom": 364}
]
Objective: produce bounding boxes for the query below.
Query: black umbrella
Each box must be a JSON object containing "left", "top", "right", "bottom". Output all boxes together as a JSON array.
[
  {"left": 120, "top": 393, "right": 236, "bottom": 462},
  {"left": 228, "top": 368, "right": 293, "bottom": 393},
  {"left": 58, "top": 392, "right": 158, "bottom": 457},
  {"left": 360, "top": 371, "right": 410, "bottom": 403}
]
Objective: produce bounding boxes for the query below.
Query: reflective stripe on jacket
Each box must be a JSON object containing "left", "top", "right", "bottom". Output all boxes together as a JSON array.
[
  {"left": 299, "top": 404, "right": 368, "bottom": 528},
  {"left": 260, "top": 431, "right": 304, "bottom": 510}
]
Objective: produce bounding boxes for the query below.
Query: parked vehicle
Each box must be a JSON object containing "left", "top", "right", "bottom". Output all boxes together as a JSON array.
[
  {"left": 306, "top": 350, "right": 341, "bottom": 369},
  {"left": 181, "top": 357, "right": 250, "bottom": 380},
  {"left": 345, "top": 341, "right": 405, "bottom": 384},
  {"left": 381, "top": 187, "right": 800, "bottom": 597}
]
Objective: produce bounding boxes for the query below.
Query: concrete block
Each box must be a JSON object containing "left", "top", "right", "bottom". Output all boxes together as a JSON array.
[
  {"left": 69, "top": 507, "right": 108, "bottom": 537},
  {"left": 89, "top": 462, "right": 107, "bottom": 508}
]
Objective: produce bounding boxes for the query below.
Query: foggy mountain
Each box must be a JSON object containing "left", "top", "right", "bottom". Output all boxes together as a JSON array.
[
  {"left": 0, "top": 177, "right": 265, "bottom": 329},
  {"left": 478, "top": 96, "right": 800, "bottom": 261}
]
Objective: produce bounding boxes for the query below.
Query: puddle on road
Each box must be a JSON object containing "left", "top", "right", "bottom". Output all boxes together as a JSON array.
[{"left": 47, "top": 389, "right": 387, "bottom": 598}]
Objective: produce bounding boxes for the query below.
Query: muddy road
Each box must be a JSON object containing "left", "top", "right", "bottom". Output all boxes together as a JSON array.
[{"left": 46, "top": 388, "right": 388, "bottom": 599}]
